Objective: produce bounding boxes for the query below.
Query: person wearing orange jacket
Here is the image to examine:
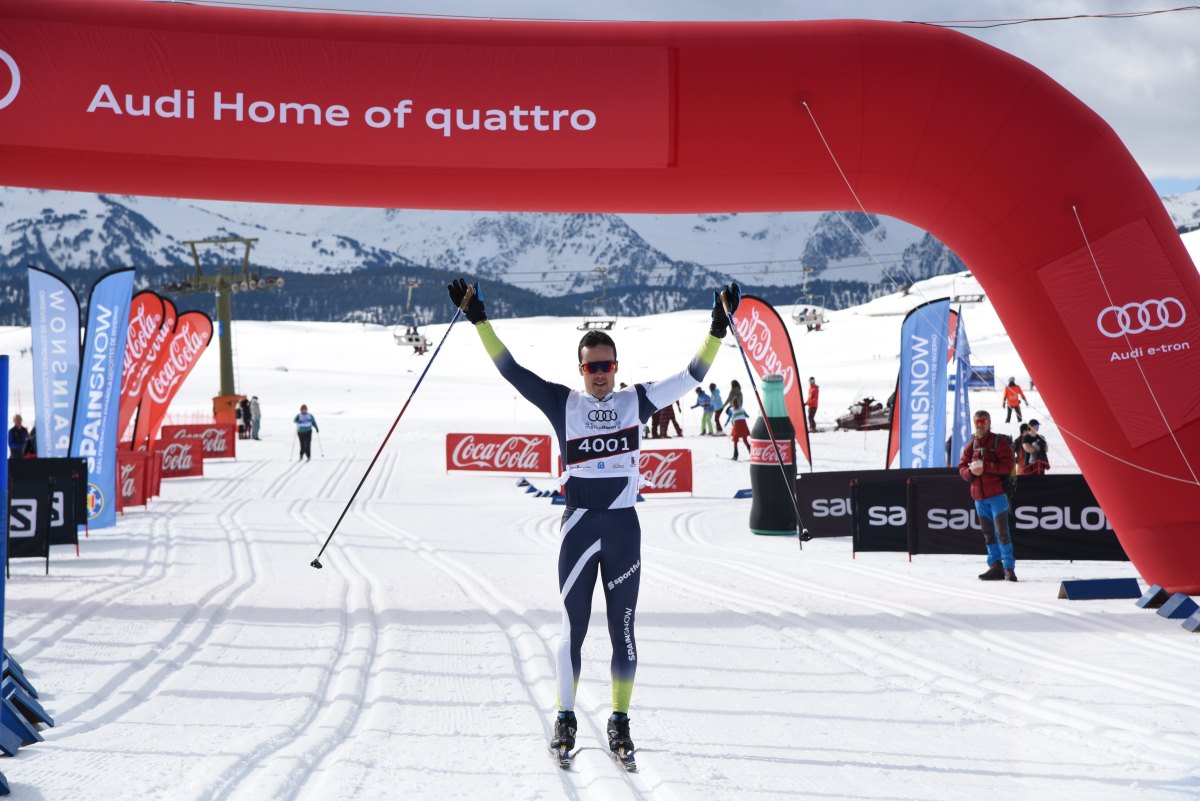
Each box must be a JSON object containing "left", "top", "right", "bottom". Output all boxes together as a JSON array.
[
  {"left": 1002, "top": 377, "right": 1027, "bottom": 423},
  {"left": 805, "top": 377, "right": 819, "bottom": 433}
]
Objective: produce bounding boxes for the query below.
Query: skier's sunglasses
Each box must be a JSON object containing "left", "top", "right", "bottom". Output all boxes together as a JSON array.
[{"left": 580, "top": 359, "right": 617, "bottom": 374}]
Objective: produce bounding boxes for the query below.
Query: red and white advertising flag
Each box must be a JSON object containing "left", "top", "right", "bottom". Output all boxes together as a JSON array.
[
  {"left": 446, "top": 433, "right": 552, "bottom": 474},
  {"left": 132, "top": 311, "right": 213, "bottom": 449},
  {"left": 161, "top": 423, "right": 237, "bottom": 460},
  {"left": 118, "top": 291, "right": 168, "bottom": 442},
  {"left": 732, "top": 296, "right": 812, "bottom": 466},
  {"left": 639, "top": 449, "right": 693, "bottom": 494}
]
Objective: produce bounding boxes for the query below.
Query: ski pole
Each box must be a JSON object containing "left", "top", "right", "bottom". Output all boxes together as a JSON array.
[
  {"left": 721, "top": 292, "right": 812, "bottom": 546},
  {"left": 291, "top": 432, "right": 297, "bottom": 460},
  {"left": 310, "top": 290, "right": 472, "bottom": 569},
  {"left": 316, "top": 430, "right": 325, "bottom": 457}
]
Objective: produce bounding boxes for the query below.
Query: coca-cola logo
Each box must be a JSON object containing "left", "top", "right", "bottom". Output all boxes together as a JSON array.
[
  {"left": 750, "top": 438, "right": 794, "bottom": 465},
  {"left": 120, "top": 462, "right": 136, "bottom": 497},
  {"left": 639, "top": 451, "right": 683, "bottom": 490},
  {"left": 161, "top": 442, "right": 195, "bottom": 472},
  {"left": 146, "top": 321, "right": 207, "bottom": 404},
  {"left": 450, "top": 435, "right": 546, "bottom": 471},
  {"left": 172, "top": 426, "right": 229, "bottom": 454},
  {"left": 125, "top": 302, "right": 163, "bottom": 363},
  {"left": 126, "top": 311, "right": 177, "bottom": 399},
  {"left": 735, "top": 306, "right": 795, "bottom": 393}
]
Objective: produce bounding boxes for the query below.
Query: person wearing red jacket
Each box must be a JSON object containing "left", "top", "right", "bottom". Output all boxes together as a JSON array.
[
  {"left": 958, "top": 410, "right": 1018, "bottom": 581},
  {"left": 1002, "top": 377, "right": 1027, "bottom": 423},
  {"left": 805, "top": 377, "right": 819, "bottom": 433}
]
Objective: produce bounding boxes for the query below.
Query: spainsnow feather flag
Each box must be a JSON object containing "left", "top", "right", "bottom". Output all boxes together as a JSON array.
[
  {"left": 27, "top": 267, "right": 81, "bottom": 458},
  {"left": 70, "top": 267, "right": 136, "bottom": 529}
]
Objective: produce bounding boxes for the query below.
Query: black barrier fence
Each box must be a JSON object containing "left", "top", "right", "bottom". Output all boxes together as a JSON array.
[
  {"left": 908, "top": 474, "right": 1127, "bottom": 561},
  {"left": 8, "top": 458, "right": 88, "bottom": 575},
  {"left": 797, "top": 468, "right": 957, "bottom": 538}
]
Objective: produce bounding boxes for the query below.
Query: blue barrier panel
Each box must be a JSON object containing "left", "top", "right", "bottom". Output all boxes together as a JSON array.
[
  {"left": 0, "top": 715, "right": 19, "bottom": 757},
  {"left": 3, "top": 680, "right": 53, "bottom": 727},
  {"left": 734, "top": 488, "right": 753, "bottom": 499},
  {"left": 1156, "top": 593, "right": 1199, "bottom": 620},
  {"left": 1057, "top": 578, "right": 1143, "bottom": 600},
  {"left": 0, "top": 696, "right": 42, "bottom": 746},
  {"left": 1183, "top": 610, "right": 1200, "bottom": 633},
  {"left": 1, "top": 660, "right": 36, "bottom": 700},
  {"left": 0, "top": 769, "right": 8, "bottom": 795},
  {"left": 1136, "top": 584, "right": 1171, "bottom": 609},
  {"left": 551, "top": 494, "right": 566, "bottom": 506}
]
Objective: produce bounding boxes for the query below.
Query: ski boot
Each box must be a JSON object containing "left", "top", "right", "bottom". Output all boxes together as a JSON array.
[
  {"left": 978, "top": 562, "right": 1005, "bottom": 581},
  {"left": 607, "top": 712, "right": 637, "bottom": 772},
  {"left": 550, "top": 711, "right": 576, "bottom": 768}
]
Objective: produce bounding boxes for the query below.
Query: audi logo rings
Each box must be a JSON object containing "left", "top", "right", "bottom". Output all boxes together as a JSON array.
[
  {"left": 588, "top": 409, "right": 618, "bottom": 422},
  {"left": 1096, "top": 297, "right": 1186, "bottom": 338},
  {"left": 0, "top": 49, "right": 20, "bottom": 111}
]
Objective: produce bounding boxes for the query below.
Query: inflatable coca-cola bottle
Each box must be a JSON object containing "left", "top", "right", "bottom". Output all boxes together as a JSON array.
[{"left": 749, "top": 374, "right": 797, "bottom": 536}]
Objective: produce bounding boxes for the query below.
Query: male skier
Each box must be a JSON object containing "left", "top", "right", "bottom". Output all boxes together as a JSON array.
[{"left": 447, "top": 278, "right": 739, "bottom": 769}]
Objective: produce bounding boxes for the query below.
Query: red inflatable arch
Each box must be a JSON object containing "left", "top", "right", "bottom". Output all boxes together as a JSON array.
[{"left": 3, "top": 0, "right": 1200, "bottom": 591}]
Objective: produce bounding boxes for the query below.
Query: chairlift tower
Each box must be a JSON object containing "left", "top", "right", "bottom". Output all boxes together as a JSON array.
[
  {"left": 578, "top": 265, "right": 617, "bottom": 331},
  {"left": 160, "top": 236, "right": 284, "bottom": 403}
]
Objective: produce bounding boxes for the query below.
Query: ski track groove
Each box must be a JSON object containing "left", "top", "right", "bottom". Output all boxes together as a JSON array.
[
  {"left": 351, "top": 500, "right": 659, "bottom": 801},
  {"left": 654, "top": 510, "right": 1199, "bottom": 769},
  {"left": 201, "top": 497, "right": 375, "bottom": 801},
  {"left": 675, "top": 514, "right": 1200, "bottom": 676},
  {"left": 318, "top": 456, "right": 357, "bottom": 501},
  {"left": 52, "top": 497, "right": 260, "bottom": 736},
  {"left": 7, "top": 511, "right": 175, "bottom": 662}
]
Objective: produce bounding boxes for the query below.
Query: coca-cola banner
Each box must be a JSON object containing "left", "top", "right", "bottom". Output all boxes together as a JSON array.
[
  {"left": 132, "top": 311, "right": 214, "bottom": 449},
  {"left": 732, "top": 296, "right": 812, "bottom": 466},
  {"left": 161, "top": 424, "right": 237, "bottom": 460},
  {"left": 118, "top": 292, "right": 169, "bottom": 442},
  {"left": 749, "top": 438, "right": 793, "bottom": 466},
  {"left": 639, "top": 449, "right": 693, "bottom": 495},
  {"left": 156, "top": 439, "right": 204, "bottom": 479},
  {"left": 446, "top": 433, "right": 552, "bottom": 474},
  {"left": 70, "top": 267, "right": 136, "bottom": 530},
  {"left": 117, "top": 449, "right": 149, "bottom": 510}
]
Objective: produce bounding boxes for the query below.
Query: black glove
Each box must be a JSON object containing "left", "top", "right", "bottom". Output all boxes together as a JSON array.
[
  {"left": 447, "top": 278, "right": 487, "bottom": 324},
  {"left": 709, "top": 282, "right": 741, "bottom": 338}
]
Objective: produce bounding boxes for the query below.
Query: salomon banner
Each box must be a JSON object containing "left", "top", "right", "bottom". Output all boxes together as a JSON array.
[
  {"left": 70, "top": 267, "right": 135, "bottom": 530},
  {"left": 851, "top": 478, "right": 910, "bottom": 553},
  {"left": 896, "top": 299, "right": 951, "bottom": 468},
  {"left": 950, "top": 311, "right": 973, "bottom": 460},
  {"left": 9, "top": 458, "right": 86, "bottom": 549},
  {"left": 639, "top": 449, "right": 693, "bottom": 494},
  {"left": 117, "top": 291, "right": 167, "bottom": 444},
  {"left": 797, "top": 468, "right": 958, "bottom": 539},
  {"left": 907, "top": 474, "right": 1127, "bottom": 562},
  {"left": 28, "top": 267, "right": 81, "bottom": 458},
  {"left": 446, "top": 433, "right": 552, "bottom": 474},
  {"left": 733, "top": 296, "right": 812, "bottom": 465},
  {"left": 131, "top": 311, "right": 214, "bottom": 450}
]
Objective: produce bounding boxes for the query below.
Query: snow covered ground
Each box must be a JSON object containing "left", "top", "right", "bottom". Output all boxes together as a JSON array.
[{"left": 1, "top": 271, "right": 1199, "bottom": 800}]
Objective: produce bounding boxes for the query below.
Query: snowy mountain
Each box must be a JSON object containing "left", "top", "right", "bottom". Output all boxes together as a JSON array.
[
  {"left": 3, "top": 183, "right": 1193, "bottom": 324},
  {"left": 1162, "top": 186, "right": 1200, "bottom": 230}
]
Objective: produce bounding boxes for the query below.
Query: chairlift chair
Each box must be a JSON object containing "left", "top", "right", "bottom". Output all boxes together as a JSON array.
[{"left": 392, "top": 314, "right": 431, "bottom": 353}]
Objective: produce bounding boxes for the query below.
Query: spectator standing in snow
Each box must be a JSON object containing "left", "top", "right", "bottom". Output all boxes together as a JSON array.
[
  {"left": 238, "top": 398, "right": 252, "bottom": 440},
  {"left": 691, "top": 387, "right": 714, "bottom": 435},
  {"left": 1020, "top": 419, "right": 1050, "bottom": 475},
  {"left": 708, "top": 382, "right": 724, "bottom": 434},
  {"left": 805, "top": 377, "right": 819, "bottom": 433},
  {"left": 25, "top": 423, "right": 37, "bottom": 458},
  {"left": 250, "top": 396, "right": 262, "bottom": 440},
  {"left": 1003, "top": 377, "right": 1027, "bottom": 423},
  {"left": 959, "top": 410, "right": 1018, "bottom": 582},
  {"left": 8, "top": 414, "right": 28, "bottom": 460},
  {"left": 657, "top": 400, "right": 683, "bottom": 438},
  {"left": 294, "top": 404, "right": 319, "bottom": 461}
]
